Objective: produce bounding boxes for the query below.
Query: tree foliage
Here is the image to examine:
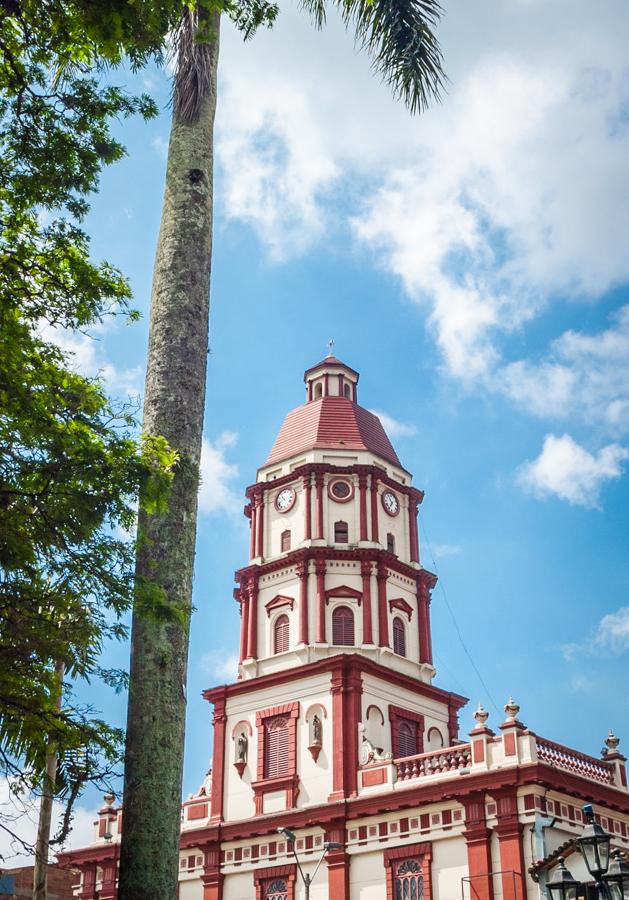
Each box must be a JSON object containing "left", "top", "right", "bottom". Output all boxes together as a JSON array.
[{"left": 0, "top": 0, "right": 179, "bottom": 826}]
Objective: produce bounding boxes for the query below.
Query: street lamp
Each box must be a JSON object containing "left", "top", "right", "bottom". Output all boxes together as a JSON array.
[
  {"left": 603, "top": 851, "right": 629, "bottom": 900},
  {"left": 578, "top": 805, "right": 611, "bottom": 882},
  {"left": 277, "top": 827, "right": 343, "bottom": 899},
  {"left": 547, "top": 858, "right": 581, "bottom": 900}
]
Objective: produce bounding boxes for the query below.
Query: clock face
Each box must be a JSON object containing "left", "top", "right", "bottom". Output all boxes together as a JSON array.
[
  {"left": 382, "top": 490, "right": 400, "bottom": 516},
  {"left": 275, "top": 488, "right": 296, "bottom": 513}
]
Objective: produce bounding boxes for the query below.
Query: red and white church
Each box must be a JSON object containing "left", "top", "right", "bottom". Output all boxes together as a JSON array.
[{"left": 59, "top": 354, "right": 629, "bottom": 900}]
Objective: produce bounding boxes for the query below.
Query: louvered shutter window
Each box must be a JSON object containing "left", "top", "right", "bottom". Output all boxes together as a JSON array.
[
  {"left": 281, "top": 529, "right": 291, "bottom": 552},
  {"left": 334, "top": 520, "right": 349, "bottom": 543},
  {"left": 393, "top": 617, "right": 406, "bottom": 657},
  {"left": 387, "top": 532, "right": 395, "bottom": 554},
  {"left": 274, "top": 615, "right": 289, "bottom": 654},
  {"left": 332, "top": 606, "right": 354, "bottom": 646},
  {"left": 264, "top": 716, "right": 290, "bottom": 778},
  {"left": 396, "top": 720, "right": 419, "bottom": 758}
]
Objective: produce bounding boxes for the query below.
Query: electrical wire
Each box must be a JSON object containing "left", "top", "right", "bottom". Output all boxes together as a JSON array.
[{"left": 420, "top": 517, "right": 502, "bottom": 717}]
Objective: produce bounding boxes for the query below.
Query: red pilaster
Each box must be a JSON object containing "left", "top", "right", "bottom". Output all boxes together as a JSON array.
[
  {"left": 254, "top": 491, "right": 264, "bottom": 559},
  {"left": 326, "top": 822, "right": 350, "bottom": 900},
  {"left": 98, "top": 856, "right": 118, "bottom": 900},
  {"left": 315, "top": 475, "right": 324, "bottom": 540},
  {"left": 208, "top": 688, "right": 227, "bottom": 824},
  {"left": 329, "top": 659, "right": 362, "bottom": 800},
  {"left": 417, "top": 570, "right": 436, "bottom": 665},
  {"left": 361, "top": 560, "right": 374, "bottom": 644},
  {"left": 315, "top": 558, "right": 326, "bottom": 643},
  {"left": 246, "top": 577, "right": 258, "bottom": 660},
  {"left": 494, "top": 789, "right": 525, "bottom": 900},
  {"left": 201, "top": 843, "right": 223, "bottom": 900},
  {"left": 303, "top": 474, "right": 312, "bottom": 540},
  {"left": 307, "top": 381, "right": 313, "bottom": 402},
  {"left": 370, "top": 475, "right": 380, "bottom": 544},
  {"left": 297, "top": 560, "right": 309, "bottom": 645},
  {"left": 338, "top": 373, "right": 344, "bottom": 395},
  {"left": 463, "top": 792, "right": 494, "bottom": 900},
  {"left": 238, "top": 590, "right": 248, "bottom": 663},
  {"left": 249, "top": 505, "right": 256, "bottom": 560},
  {"left": 358, "top": 474, "right": 368, "bottom": 542},
  {"left": 377, "top": 563, "right": 389, "bottom": 647},
  {"left": 324, "top": 372, "right": 329, "bottom": 395},
  {"left": 408, "top": 495, "right": 420, "bottom": 563},
  {"left": 78, "top": 862, "right": 97, "bottom": 900}
]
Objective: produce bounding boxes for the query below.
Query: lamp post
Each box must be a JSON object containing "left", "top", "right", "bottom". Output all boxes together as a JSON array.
[
  {"left": 277, "top": 827, "right": 343, "bottom": 899},
  {"left": 547, "top": 806, "right": 629, "bottom": 900}
]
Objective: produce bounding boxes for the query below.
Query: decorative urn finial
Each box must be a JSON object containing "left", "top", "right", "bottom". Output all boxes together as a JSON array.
[
  {"left": 103, "top": 791, "right": 115, "bottom": 807},
  {"left": 474, "top": 704, "right": 489, "bottom": 727},
  {"left": 504, "top": 696, "right": 520, "bottom": 721},
  {"left": 605, "top": 730, "right": 620, "bottom": 752}
]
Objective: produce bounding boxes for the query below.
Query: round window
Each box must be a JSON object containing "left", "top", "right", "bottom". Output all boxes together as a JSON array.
[{"left": 329, "top": 479, "right": 353, "bottom": 502}]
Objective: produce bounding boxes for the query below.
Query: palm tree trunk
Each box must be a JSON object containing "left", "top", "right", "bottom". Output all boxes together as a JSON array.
[
  {"left": 117, "top": 12, "right": 220, "bottom": 900},
  {"left": 33, "top": 660, "right": 64, "bottom": 900}
]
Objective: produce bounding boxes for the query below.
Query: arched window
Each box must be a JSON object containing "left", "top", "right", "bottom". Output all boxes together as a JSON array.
[
  {"left": 394, "top": 859, "right": 424, "bottom": 900},
  {"left": 387, "top": 532, "right": 395, "bottom": 554},
  {"left": 274, "top": 615, "right": 289, "bottom": 654},
  {"left": 314, "top": 382, "right": 323, "bottom": 400},
  {"left": 332, "top": 605, "right": 355, "bottom": 646},
  {"left": 393, "top": 617, "right": 406, "bottom": 657},
  {"left": 264, "top": 879, "right": 288, "bottom": 900},
  {"left": 281, "top": 529, "right": 291, "bottom": 552},
  {"left": 343, "top": 382, "right": 351, "bottom": 399},
  {"left": 334, "top": 520, "right": 348, "bottom": 543},
  {"left": 264, "top": 716, "right": 290, "bottom": 778}
]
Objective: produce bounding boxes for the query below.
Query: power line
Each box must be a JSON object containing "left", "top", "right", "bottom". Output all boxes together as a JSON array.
[{"left": 420, "top": 518, "right": 502, "bottom": 717}]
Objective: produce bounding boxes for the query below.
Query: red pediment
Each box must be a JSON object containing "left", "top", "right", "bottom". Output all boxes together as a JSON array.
[
  {"left": 265, "top": 594, "right": 295, "bottom": 617},
  {"left": 325, "top": 584, "right": 362, "bottom": 606},
  {"left": 388, "top": 597, "right": 414, "bottom": 620}
]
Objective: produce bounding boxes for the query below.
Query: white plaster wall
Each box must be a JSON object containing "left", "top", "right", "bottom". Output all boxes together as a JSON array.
[
  {"left": 178, "top": 878, "right": 202, "bottom": 900},
  {"left": 266, "top": 481, "right": 305, "bottom": 559},
  {"left": 324, "top": 473, "right": 361, "bottom": 546},
  {"left": 222, "top": 871, "right": 255, "bottom": 900},
  {"left": 490, "top": 830, "right": 504, "bottom": 900},
  {"left": 433, "top": 836, "right": 468, "bottom": 900},
  {"left": 257, "top": 566, "right": 299, "bottom": 660},
  {"left": 349, "top": 848, "right": 385, "bottom": 899}
]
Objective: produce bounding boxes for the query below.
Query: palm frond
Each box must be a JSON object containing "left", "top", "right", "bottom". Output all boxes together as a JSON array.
[
  {"left": 172, "top": 7, "right": 220, "bottom": 125},
  {"left": 301, "top": 0, "right": 446, "bottom": 114}
]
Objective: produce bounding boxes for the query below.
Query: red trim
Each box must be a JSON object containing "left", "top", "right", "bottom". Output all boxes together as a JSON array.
[
  {"left": 328, "top": 477, "right": 354, "bottom": 503},
  {"left": 409, "top": 497, "right": 420, "bottom": 563},
  {"left": 250, "top": 505, "right": 256, "bottom": 559},
  {"left": 315, "top": 475, "right": 324, "bottom": 539},
  {"left": 370, "top": 475, "right": 380, "bottom": 543},
  {"left": 254, "top": 864, "right": 296, "bottom": 900},
  {"left": 315, "top": 558, "right": 326, "bottom": 643},
  {"left": 377, "top": 563, "right": 389, "bottom": 647},
  {"left": 297, "top": 562, "right": 308, "bottom": 645},
  {"left": 246, "top": 577, "right": 259, "bottom": 660},
  {"left": 389, "top": 597, "right": 414, "bottom": 620},
  {"left": 494, "top": 788, "right": 526, "bottom": 900},
  {"left": 359, "top": 474, "right": 368, "bottom": 540},
  {"left": 303, "top": 475, "right": 312, "bottom": 540},
  {"left": 209, "top": 688, "right": 227, "bottom": 823},
  {"left": 201, "top": 843, "right": 222, "bottom": 900},
  {"left": 361, "top": 561, "right": 374, "bottom": 644},
  {"left": 254, "top": 492, "right": 265, "bottom": 558},
  {"left": 325, "top": 583, "right": 362, "bottom": 605},
  {"left": 383, "top": 841, "right": 432, "bottom": 900},
  {"left": 255, "top": 702, "right": 300, "bottom": 814},
  {"left": 417, "top": 570, "right": 436, "bottom": 666},
  {"left": 326, "top": 822, "right": 349, "bottom": 900},
  {"left": 265, "top": 594, "right": 295, "bottom": 616},
  {"left": 239, "top": 592, "right": 248, "bottom": 663},
  {"left": 246, "top": 463, "right": 418, "bottom": 505},
  {"left": 329, "top": 659, "right": 362, "bottom": 801},
  {"left": 274, "top": 488, "right": 296, "bottom": 514}
]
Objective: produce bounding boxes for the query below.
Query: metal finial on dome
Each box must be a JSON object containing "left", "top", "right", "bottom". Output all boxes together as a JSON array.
[{"left": 327, "top": 337, "right": 335, "bottom": 357}]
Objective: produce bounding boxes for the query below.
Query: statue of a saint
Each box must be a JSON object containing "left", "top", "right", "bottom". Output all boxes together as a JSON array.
[
  {"left": 236, "top": 732, "right": 248, "bottom": 763},
  {"left": 312, "top": 715, "right": 322, "bottom": 746}
]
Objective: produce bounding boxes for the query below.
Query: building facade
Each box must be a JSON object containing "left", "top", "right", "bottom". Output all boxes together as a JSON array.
[{"left": 59, "top": 355, "right": 629, "bottom": 900}]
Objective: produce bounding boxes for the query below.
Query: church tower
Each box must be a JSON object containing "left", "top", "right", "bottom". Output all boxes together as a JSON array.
[{"left": 204, "top": 352, "right": 465, "bottom": 846}]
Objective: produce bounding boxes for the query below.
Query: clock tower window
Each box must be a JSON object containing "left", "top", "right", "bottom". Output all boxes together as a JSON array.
[
  {"left": 332, "top": 605, "right": 355, "bottom": 646},
  {"left": 280, "top": 529, "right": 291, "bottom": 552},
  {"left": 393, "top": 616, "right": 406, "bottom": 657},
  {"left": 334, "top": 520, "right": 349, "bottom": 543},
  {"left": 273, "top": 615, "right": 289, "bottom": 654},
  {"left": 387, "top": 532, "right": 395, "bottom": 554}
]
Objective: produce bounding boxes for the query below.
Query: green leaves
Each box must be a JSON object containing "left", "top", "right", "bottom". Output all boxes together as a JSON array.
[{"left": 300, "top": 0, "right": 446, "bottom": 113}]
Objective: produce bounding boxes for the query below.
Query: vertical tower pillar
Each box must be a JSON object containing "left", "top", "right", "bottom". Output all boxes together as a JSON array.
[
  {"left": 246, "top": 577, "right": 258, "bottom": 660},
  {"left": 297, "top": 560, "right": 309, "bottom": 645},
  {"left": 209, "top": 688, "right": 227, "bottom": 824},
  {"left": 358, "top": 473, "right": 369, "bottom": 542},
  {"left": 494, "top": 789, "right": 525, "bottom": 900},
  {"left": 303, "top": 473, "right": 312, "bottom": 541},
  {"left": 201, "top": 843, "right": 223, "bottom": 900},
  {"left": 377, "top": 563, "right": 389, "bottom": 647},
  {"left": 417, "top": 570, "right": 436, "bottom": 665},
  {"left": 315, "top": 474, "right": 324, "bottom": 540},
  {"left": 361, "top": 560, "right": 374, "bottom": 644},
  {"left": 254, "top": 491, "right": 264, "bottom": 559},
  {"left": 326, "top": 821, "right": 350, "bottom": 900},
  {"left": 463, "top": 791, "right": 494, "bottom": 900},
  {"left": 408, "top": 494, "right": 420, "bottom": 563},
  {"left": 329, "top": 659, "right": 362, "bottom": 801},
  {"left": 315, "top": 558, "right": 326, "bottom": 643},
  {"left": 370, "top": 474, "right": 380, "bottom": 544}
]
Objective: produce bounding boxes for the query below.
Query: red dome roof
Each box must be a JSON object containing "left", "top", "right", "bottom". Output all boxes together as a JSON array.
[{"left": 265, "top": 396, "right": 402, "bottom": 468}]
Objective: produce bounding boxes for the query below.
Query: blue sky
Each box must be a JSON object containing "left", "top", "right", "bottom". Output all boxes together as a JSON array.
[{"left": 23, "top": 0, "right": 629, "bottom": 853}]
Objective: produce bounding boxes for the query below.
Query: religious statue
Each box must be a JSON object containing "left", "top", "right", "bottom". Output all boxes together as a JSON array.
[
  {"left": 236, "top": 732, "right": 248, "bottom": 763},
  {"left": 312, "top": 714, "right": 322, "bottom": 746}
]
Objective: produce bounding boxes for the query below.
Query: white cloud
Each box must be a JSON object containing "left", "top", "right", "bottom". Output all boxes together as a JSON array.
[
  {"left": 198, "top": 431, "right": 241, "bottom": 516},
  {"left": 594, "top": 607, "right": 629, "bottom": 654},
  {"left": 517, "top": 433, "right": 628, "bottom": 508},
  {"left": 0, "top": 778, "right": 95, "bottom": 867},
  {"left": 430, "top": 543, "right": 462, "bottom": 559},
  {"left": 369, "top": 410, "right": 417, "bottom": 439},
  {"left": 199, "top": 649, "right": 239, "bottom": 682},
  {"left": 152, "top": 135, "right": 168, "bottom": 160}
]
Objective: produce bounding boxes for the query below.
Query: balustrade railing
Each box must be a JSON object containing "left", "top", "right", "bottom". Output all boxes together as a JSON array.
[
  {"left": 535, "top": 736, "right": 616, "bottom": 785},
  {"left": 395, "top": 744, "right": 472, "bottom": 781}
]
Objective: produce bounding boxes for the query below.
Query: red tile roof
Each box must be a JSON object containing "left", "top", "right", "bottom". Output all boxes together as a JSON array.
[{"left": 265, "top": 396, "right": 402, "bottom": 468}]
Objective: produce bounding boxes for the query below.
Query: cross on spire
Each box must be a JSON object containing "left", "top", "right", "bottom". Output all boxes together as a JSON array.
[{"left": 327, "top": 338, "right": 335, "bottom": 357}]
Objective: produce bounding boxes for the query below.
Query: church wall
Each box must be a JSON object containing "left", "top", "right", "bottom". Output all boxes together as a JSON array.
[
  {"left": 222, "top": 870, "right": 254, "bottom": 900},
  {"left": 178, "top": 877, "right": 202, "bottom": 900},
  {"left": 348, "top": 847, "right": 385, "bottom": 899},
  {"left": 433, "top": 836, "right": 468, "bottom": 900},
  {"left": 266, "top": 482, "right": 304, "bottom": 558}
]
